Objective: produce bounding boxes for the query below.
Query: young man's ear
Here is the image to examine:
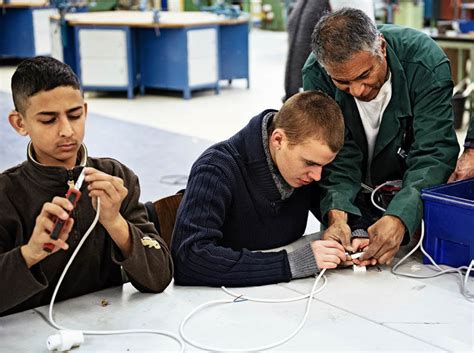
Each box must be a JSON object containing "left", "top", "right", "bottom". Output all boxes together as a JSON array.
[
  {"left": 8, "top": 111, "right": 28, "bottom": 136},
  {"left": 270, "top": 128, "right": 286, "bottom": 150}
]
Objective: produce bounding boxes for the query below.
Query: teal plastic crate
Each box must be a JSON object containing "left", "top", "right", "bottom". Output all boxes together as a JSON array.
[{"left": 421, "top": 179, "right": 474, "bottom": 271}]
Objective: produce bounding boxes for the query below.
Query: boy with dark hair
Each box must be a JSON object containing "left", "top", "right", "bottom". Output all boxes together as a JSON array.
[{"left": 0, "top": 56, "right": 173, "bottom": 316}]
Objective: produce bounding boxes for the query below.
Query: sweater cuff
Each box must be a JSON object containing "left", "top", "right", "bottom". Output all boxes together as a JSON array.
[
  {"left": 111, "top": 221, "right": 135, "bottom": 265},
  {"left": 464, "top": 139, "right": 474, "bottom": 149},
  {"left": 351, "top": 228, "right": 369, "bottom": 239},
  {"left": 287, "top": 243, "right": 319, "bottom": 279},
  {"left": 15, "top": 246, "right": 48, "bottom": 287}
]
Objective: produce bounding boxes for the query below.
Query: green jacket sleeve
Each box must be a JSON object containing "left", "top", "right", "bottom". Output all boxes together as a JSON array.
[
  {"left": 384, "top": 61, "right": 459, "bottom": 235},
  {"left": 303, "top": 55, "right": 363, "bottom": 222},
  {"left": 466, "top": 115, "right": 474, "bottom": 141},
  {"left": 317, "top": 132, "right": 364, "bottom": 223}
]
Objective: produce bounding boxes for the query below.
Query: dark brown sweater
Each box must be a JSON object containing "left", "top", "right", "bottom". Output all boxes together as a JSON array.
[{"left": 0, "top": 145, "right": 173, "bottom": 316}]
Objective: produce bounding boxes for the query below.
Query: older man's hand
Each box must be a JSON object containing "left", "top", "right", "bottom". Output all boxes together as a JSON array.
[
  {"left": 323, "top": 209, "right": 353, "bottom": 252},
  {"left": 359, "top": 215, "right": 405, "bottom": 265},
  {"left": 448, "top": 148, "right": 474, "bottom": 182}
]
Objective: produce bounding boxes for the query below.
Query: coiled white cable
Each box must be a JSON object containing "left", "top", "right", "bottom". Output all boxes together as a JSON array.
[
  {"left": 370, "top": 181, "right": 474, "bottom": 301},
  {"left": 47, "top": 197, "right": 184, "bottom": 351},
  {"left": 180, "top": 269, "right": 327, "bottom": 352}
]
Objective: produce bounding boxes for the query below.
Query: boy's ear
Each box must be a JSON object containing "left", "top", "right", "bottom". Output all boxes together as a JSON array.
[{"left": 8, "top": 111, "right": 28, "bottom": 136}]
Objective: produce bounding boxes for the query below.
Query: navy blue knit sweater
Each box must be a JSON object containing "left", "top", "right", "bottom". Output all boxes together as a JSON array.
[{"left": 171, "top": 111, "right": 321, "bottom": 287}]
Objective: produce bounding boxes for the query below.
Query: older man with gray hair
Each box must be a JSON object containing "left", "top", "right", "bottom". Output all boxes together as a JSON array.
[{"left": 302, "top": 8, "right": 459, "bottom": 266}]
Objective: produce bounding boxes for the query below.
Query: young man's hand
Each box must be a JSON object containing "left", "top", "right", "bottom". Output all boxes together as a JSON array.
[
  {"left": 359, "top": 215, "right": 405, "bottom": 265},
  {"left": 310, "top": 240, "right": 350, "bottom": 269},
  {"left": 84, "top": 167, "right": 131, "bottom": 256},
  {"left": 21, "top": 197, "right": 74, "bottom": 268}
]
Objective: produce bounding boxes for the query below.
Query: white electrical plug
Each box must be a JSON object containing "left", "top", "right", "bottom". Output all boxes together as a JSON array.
[
  {"left": 47, "top": 330, "right": 84, "bottom": 351},
  {"left": 350, "top": 252, "right": 364, "bottom": 260},
  {"left": 353, "top": 264, "right": 367, "bottom": 273},
  {"left": 347, "top": 252, "right": 366, "bottom": 273}
]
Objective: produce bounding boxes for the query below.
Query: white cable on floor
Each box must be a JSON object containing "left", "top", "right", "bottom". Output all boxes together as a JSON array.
[
  {"left": 180, "top": 269, "right": 327, "bottom": 352},
  {"left": 47, "top": 197, "right": 185, "bottom": 351},
  {"left": 370, "top": 181, "right": 474, "bottom": 301}
]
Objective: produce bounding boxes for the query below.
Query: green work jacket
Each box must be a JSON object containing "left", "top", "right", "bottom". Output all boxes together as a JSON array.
[
  {"left": 302, "top": 24, "right": 459, "bottom": 236},
  {"left": 467, "top": 116, "right": 474, "bottom": 141}
]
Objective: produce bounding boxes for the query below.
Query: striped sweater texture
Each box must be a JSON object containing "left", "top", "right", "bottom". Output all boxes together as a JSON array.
[{"left": 171, "top": 110, "right": 321, "bottom": 287}]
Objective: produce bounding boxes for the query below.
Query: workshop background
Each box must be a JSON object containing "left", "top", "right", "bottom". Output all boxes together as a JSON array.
[{"left": 0, "top": 0, "right": 473, "bottom": 222}]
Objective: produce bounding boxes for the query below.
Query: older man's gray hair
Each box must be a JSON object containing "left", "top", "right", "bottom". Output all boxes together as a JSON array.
[{"left": 311, "top": 7, "right": 381, "bottom": 67}]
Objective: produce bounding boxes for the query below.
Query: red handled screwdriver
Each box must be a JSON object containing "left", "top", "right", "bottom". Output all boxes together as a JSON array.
[{"left": 43, "top": 168, "right": 86, "bottom": 253}]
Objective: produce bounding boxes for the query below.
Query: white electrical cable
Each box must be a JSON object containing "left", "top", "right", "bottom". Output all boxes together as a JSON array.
[
  {"left": 370, "top": 181, "right": 474, "bottom": 301},
  {"left": 221, "top": 275, "right": 327, "bottom": 303},
  {"left": 180, "top": 269, "right": 327, "bottom": 352},
  {"left": 370, "top": 182, "right": 389, "bottom": 212},
  {"left": 391, "top": 220, "right": 474, "bottom": 301},
  {"left": 47, "top": 197, "right": 185, "bottom": 351}
]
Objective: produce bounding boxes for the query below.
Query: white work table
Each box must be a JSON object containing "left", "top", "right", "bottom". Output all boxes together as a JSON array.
[{"left": 1, "top": 255, "right": 472, "bottom": 352}]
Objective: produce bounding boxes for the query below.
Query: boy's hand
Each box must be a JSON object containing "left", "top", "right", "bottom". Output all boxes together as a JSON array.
[
  {"left": 21, "top": 197, "right": 74, "bottom": 268},
  {"left": 84, "top": 167, "right": 132, "bottom": 256},
  {"left": 84, "top": 167, "right": 128, "bottom": 229}
]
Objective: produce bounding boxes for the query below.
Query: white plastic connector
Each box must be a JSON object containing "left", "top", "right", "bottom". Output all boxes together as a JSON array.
[
  {"left": 353, "top": 265, "right": 367, "bottom": 273},
  {"left": 385, "top": 179, "right": 402, "bottom": 188},
  {"left": 350, "top": 252, "right": 364, "bottom": 260},
  {"left": 47, "top": 330, "right": 84, "bottom": 351}
]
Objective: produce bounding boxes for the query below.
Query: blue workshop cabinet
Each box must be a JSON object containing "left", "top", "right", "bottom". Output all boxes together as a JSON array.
[
  {"left": 74, "top": 26, "right": 139, "bottom": 99},
  {"left": 138, "top": 25, "right": 219, "bottom": 99},
  {"left": 50, "top": 18, "right": 77, "bottom": 73},
  {"left": 50, "top": 12, "right": 249, "bottom": 99},
  {"left": 219, "top": 22, "right": 249, "bottom": 88},
  {"left": 0, "top": 7, "right": 58, "bottom": 58}
]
